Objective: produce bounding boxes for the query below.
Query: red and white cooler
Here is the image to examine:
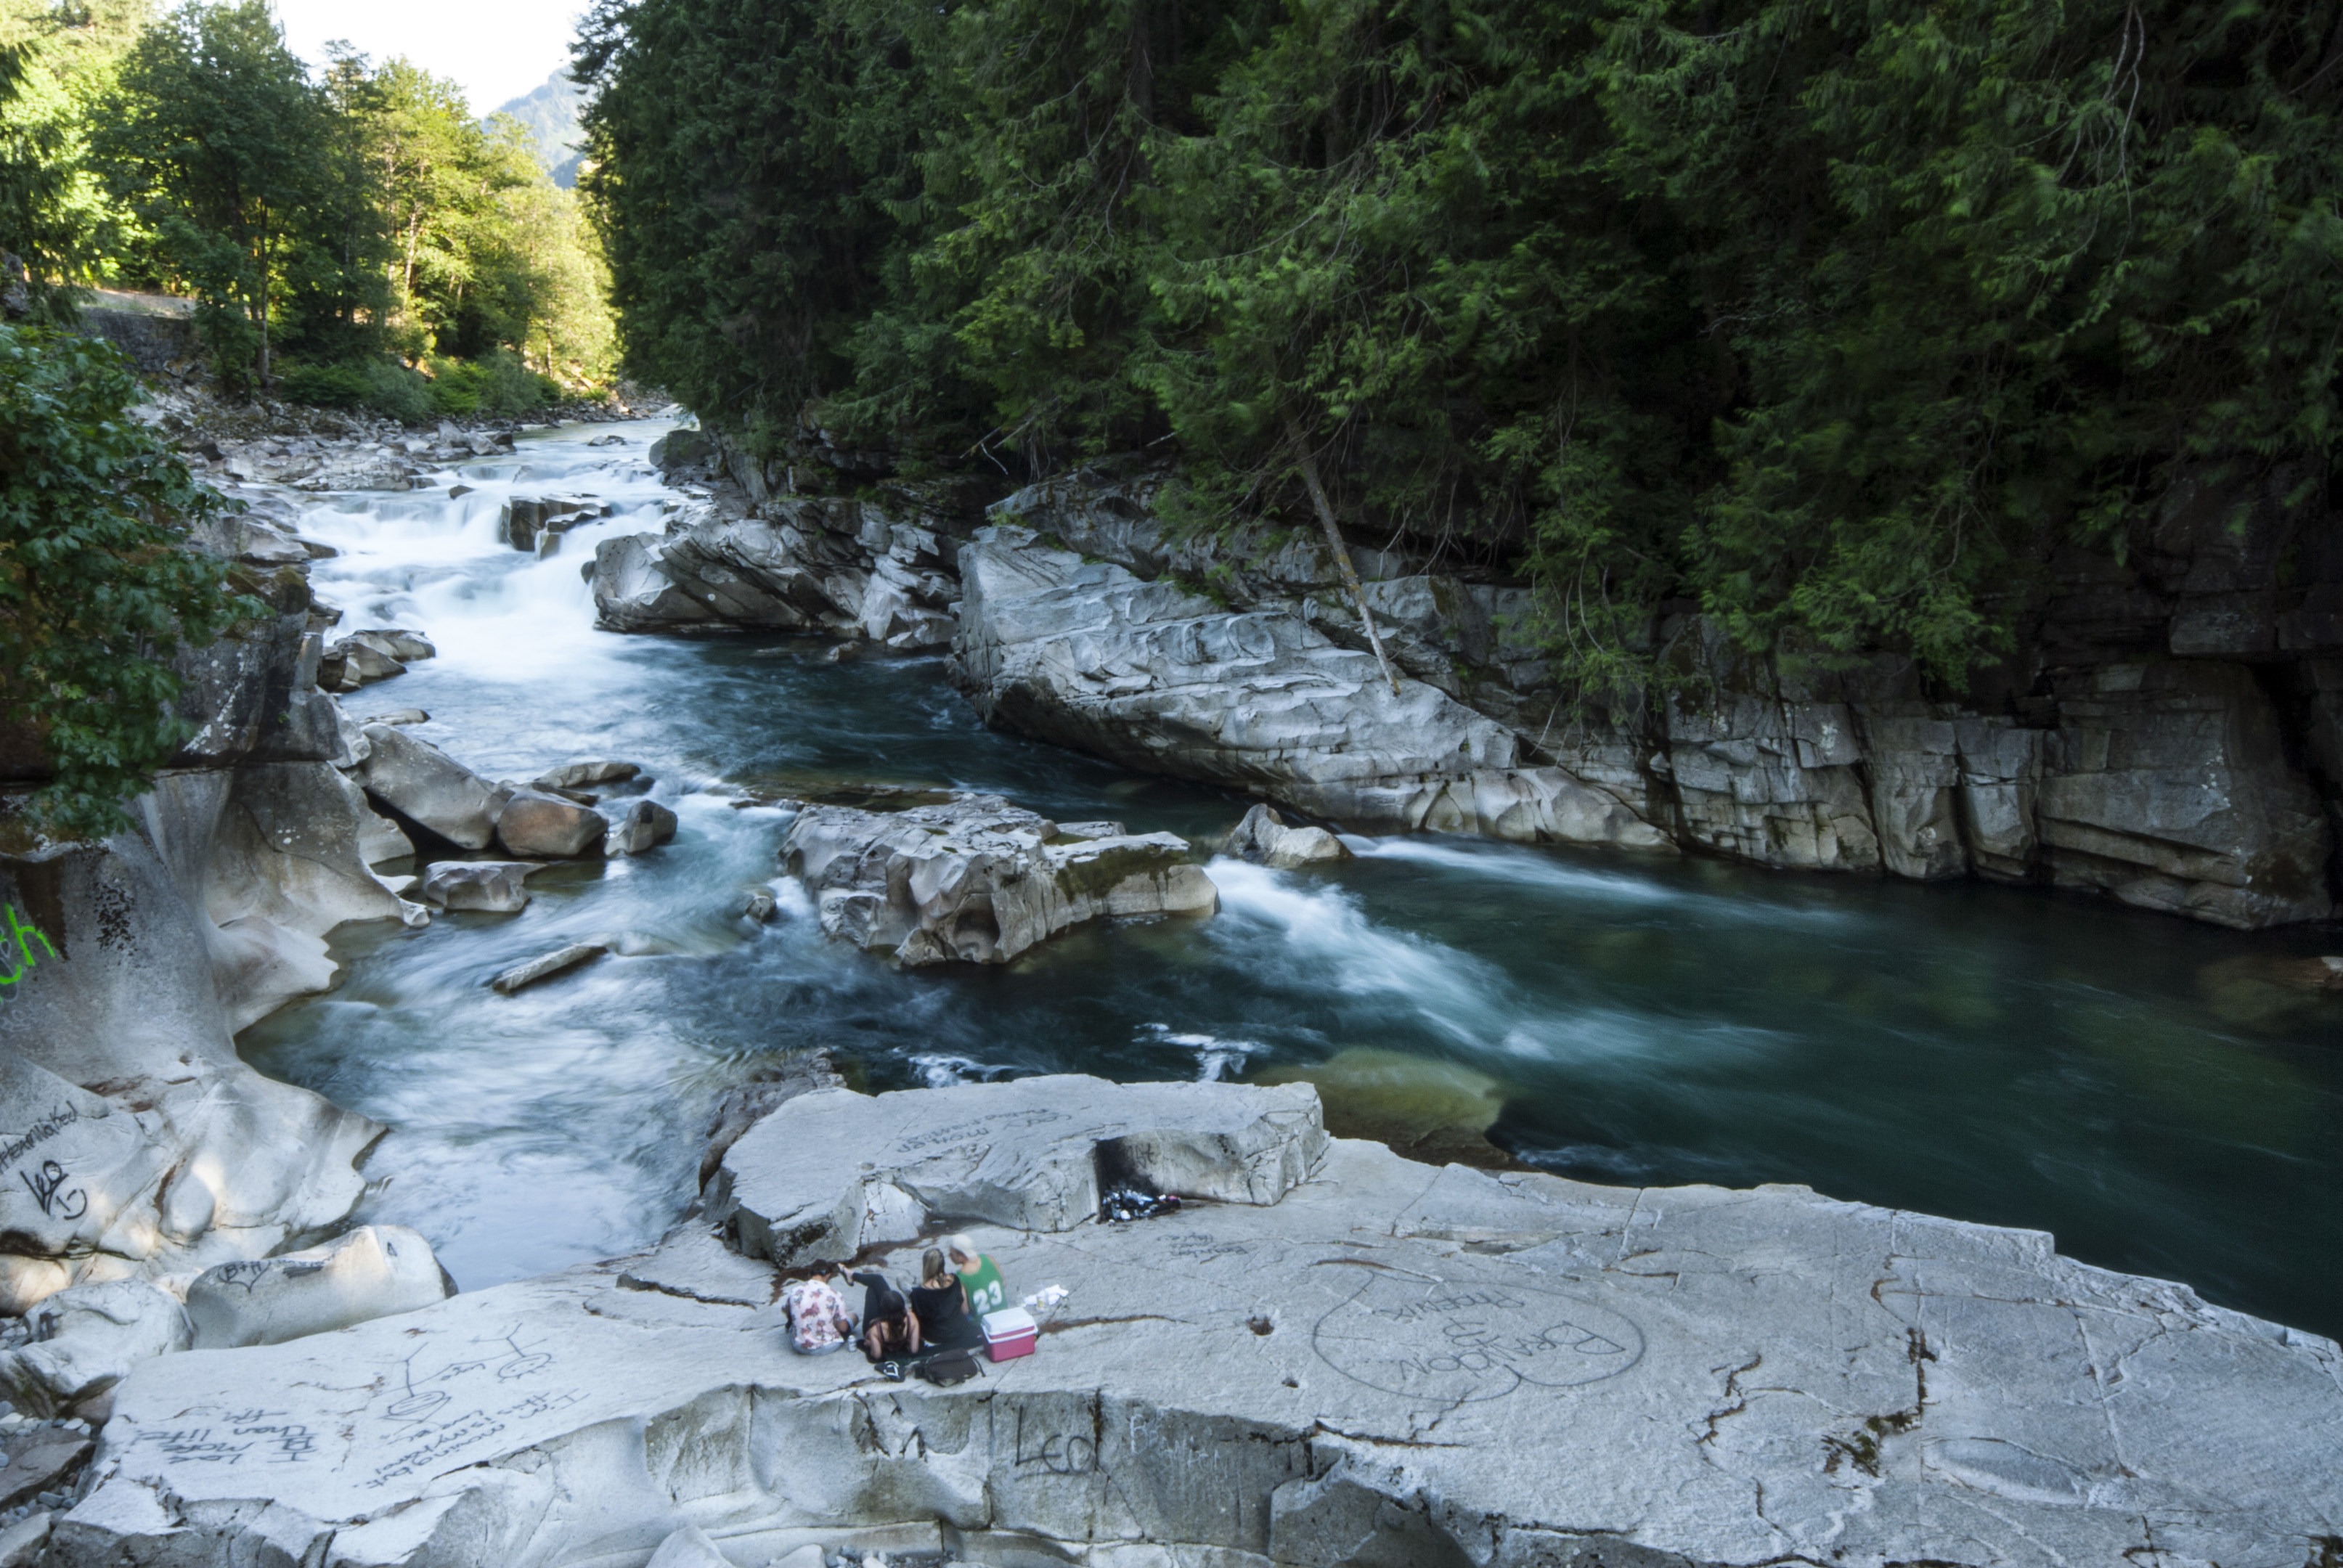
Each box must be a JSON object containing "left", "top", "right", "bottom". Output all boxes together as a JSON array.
[{"left": 981, "top": 1307, "right": 1038, "bottom": 1362}]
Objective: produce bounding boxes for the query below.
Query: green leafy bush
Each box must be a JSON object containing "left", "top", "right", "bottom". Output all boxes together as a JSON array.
[
  {"left": 424, "top": 351, "right": 556, "bottom": 417},
  {"left": 277, "top": 356, "right": 435, "bottom": 422},
  {"left": 0, "top": 324, "right": 259, "bottom": 838}
]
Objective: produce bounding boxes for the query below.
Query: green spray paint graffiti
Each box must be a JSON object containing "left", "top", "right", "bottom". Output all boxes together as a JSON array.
[{"left": 0, "top": 905, "right": 56, "bottom": 989}]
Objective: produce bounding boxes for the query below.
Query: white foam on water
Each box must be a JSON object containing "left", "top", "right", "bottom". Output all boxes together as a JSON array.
[
  {"left": 1207, "top": 857, "right": 1783, "bottom": 1071},
  {"left": 1136, "top": 1022, "right": 1266, "bottom": 1082},
  {"left": 1343, "top": 833, "right": 1849, "bottom": 926},
  {"left": 296, "top": 427, "right": 678, "bottom": 687}
]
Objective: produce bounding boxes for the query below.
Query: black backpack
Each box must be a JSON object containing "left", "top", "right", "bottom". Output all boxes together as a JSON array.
[{"left": 917, "top": 1349, "right": 983, "bottom": 1387}]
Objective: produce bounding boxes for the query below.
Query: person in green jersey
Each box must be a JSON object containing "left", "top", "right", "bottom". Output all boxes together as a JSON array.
[{"left": 945, "top": 1233, "right": 1008, "bottom": 1318}]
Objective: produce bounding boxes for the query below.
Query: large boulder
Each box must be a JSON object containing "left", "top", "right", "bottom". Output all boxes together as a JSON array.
[
  {"left": 493, "top": 791, "right": 606, "bottom": 859},
  {"left": 1222, "top": 803, "right": 1349, "bottom": 868},
  {"left": 420, "top": 861, "right": 539, "bottom": 914},
  {"left": 354, "top": 725, "right": 502, "bottom": 849},
  {"left": 592, "top": 499, "right": 958, "bottom": 642},
  {"left": 64, "top": 1081, "right": 2343, "bottom": 1568},
  {"left": 604, "top": 798, "right": 677, "bottom": 856},
  {"left": 709, "top": 1074, "right": 1327, "bottom": 1262},
  {"left": 646, "top": 426, "right": 712, "bottom": 470},
  {"left": 505, "top": 497, "right": 610, "bottom": 552},
  {"left": 489, "top": 942, "right": 607, "bottom": 995},
  {"left": 317, "top": 637, "right": 402, "bottom": 692},
  {"left": 184, "top": 1225, "right": 452, "bottom": 1349},
  {"left": 953, "top": 526, "right": 1669, "bottom": 851},
  {"left": 780, "top": 794, "right": 1217, "bottom": 965},
  {"left": 533, "top": 760, "right": 640, "bottom": 793},
  {"left": 589, "top": 534, "right": 725, "bottom": 632},
  {"left": 345, "top": 628, "right": 436, "bottom": 663}
]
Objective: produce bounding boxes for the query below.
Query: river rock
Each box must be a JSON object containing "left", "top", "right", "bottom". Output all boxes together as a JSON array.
[
  {"left": 780, "top": 794, "right": 1217, "bottom": 965},
  {"left": 592, "top": 498, "right": 957, "bottom": 642},
  {"left": 0, "top": 1282, "right": 189, "bottom": 1417},
  {"left": 1255, "top": 1047, "right": 1509, "bottom": 1167},
  {"left": 534, "top": 760, "right": 642, "bottom": 792},
  {"left": 709, "top": 1075, "right": 1327, "bottom": 1262},
  {"left": 346, "top": 628, "right": 436, "bottom": 663},
  {"left": 507, "top": 497, "right": 611, "bottom": 552},
  {"left": 490, "top": 943, "right": 608, "bottom": 995},
  {"left": 589, "top": 533, "right": 725, "bottom": 631},
  {"left": 419, "top": 861, "right": 539, "bottom": 914},
  {"left": 606, "top": 799, "right": 678, "bottom": 856},
  {"left": 953, "top": 526, "right": 1670, "bottom": 852},
  {"left": 494, "top": 790, "right": 607, "bottom": 859},
  {"left": 184, "top": 1225, "right": 452, "bottom": 1349},
  {"left": 1223, "top": 803, "right": 1349, "bottom": 868},
  {"left": 354, "top": 725, "right": 503, "bottom": 849},
  {"left": 318, "top": 637, "right": 402, "bottom": 692},
  {"left": 648, "top": 426, "right": 712, "bottom": 470},
  {"left": 190, "top": 513, "right": 309, "bottom": 568},
  {"left": 68, "top": 1079, "right": 2343, "bottom": 1568}
]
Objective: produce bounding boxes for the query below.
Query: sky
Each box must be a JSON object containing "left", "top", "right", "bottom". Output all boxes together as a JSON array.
[{"left": 272, "top": 0, "right": 587, "bottom": 117}]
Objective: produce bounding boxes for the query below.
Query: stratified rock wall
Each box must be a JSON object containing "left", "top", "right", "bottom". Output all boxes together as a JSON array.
[{"left": 961, "top": 468, "right": 2343, "bottom": 928}]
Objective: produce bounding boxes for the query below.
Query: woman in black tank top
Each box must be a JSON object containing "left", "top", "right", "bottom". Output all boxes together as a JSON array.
[{"left": 909, "top": 1248, "right": 983, "bottom": 1352}]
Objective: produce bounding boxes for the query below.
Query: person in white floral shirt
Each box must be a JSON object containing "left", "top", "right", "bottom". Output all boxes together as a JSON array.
[{"left": 781, "top": 1265, "right": 855, "bottom": 1355}]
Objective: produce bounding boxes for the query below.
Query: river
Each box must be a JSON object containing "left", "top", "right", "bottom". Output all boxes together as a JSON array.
[{"left": 240, "top": 419, "right": 2343, "bottom": 1341}]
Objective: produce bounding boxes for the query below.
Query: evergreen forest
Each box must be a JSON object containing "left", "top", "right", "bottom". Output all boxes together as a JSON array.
[{"left": 577, "top": 0, "right": 2343, "bottom": 691}]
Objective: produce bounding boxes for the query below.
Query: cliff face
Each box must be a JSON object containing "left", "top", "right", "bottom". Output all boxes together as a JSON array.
[{"left": 977, "top": 467, "right": 2343, "bottom": 930}]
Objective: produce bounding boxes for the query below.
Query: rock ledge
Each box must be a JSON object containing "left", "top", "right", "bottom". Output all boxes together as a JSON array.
[{"left": 59, "top": 1078, "right": 2343, "bottom": 1568}]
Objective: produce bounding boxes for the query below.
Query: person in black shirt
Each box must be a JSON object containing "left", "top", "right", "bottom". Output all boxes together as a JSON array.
[
  {"left": 908, "top": 1248, "right": 983, "bottom": 1352},
  {"left": 851, "top": 1269, "right": 919, "bottom": 1367}
]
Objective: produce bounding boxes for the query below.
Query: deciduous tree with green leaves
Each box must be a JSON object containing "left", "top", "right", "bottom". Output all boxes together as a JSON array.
[
  {"left": 94, "top": 0, "right": 330, "bottom": 387},
  {"left": 0, "top": 323, "right": 255, "bottom": 837}
]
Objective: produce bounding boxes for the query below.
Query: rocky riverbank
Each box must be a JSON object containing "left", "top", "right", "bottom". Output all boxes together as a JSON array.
[
  {"left": 587, "top": 433, "right": 2343, "bottom": 931},
  {"left": 52, "top": 1074, "right": 2343, "bottom": 1568},
  {"left": 5, "top": 405, "right": 2340, "bottom": 1564},
  {"left": 0, "top": 407, "right": 682, "bottom": 1469}
]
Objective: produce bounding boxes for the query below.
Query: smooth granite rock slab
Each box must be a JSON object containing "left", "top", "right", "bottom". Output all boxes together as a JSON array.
[
  {"left": 58, "top": 1127, "right": 2343, "bottom": 1568},
  {"left": 709, "top": 1077, "right": 1329, "bottom": 1265},
  {"left": 615, "top": 1228, "right": 779, "bottom": 1309},
  {"left": 184, "top": 1225, "right": 451, "bottom": 1349}
]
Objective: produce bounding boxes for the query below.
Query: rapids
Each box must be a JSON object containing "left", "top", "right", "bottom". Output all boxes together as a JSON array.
[{"left": 241, "top": 421, "right": 2343, "bottom": 1339}]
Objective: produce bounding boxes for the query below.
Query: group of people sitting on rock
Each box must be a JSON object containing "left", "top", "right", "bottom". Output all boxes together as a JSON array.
[{"left": 781, "top": 1233, "right": 1005, "bottom": 1375}]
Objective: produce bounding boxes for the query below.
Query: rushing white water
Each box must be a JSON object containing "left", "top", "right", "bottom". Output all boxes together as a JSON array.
[{"left": 240, "top": 420, "right": 2343, "bottom": 1341}]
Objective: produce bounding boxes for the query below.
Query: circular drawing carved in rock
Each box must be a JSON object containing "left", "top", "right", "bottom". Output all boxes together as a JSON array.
[{"left": 1311, "top": 1270, "right": 1644, "bottom": 1402}]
